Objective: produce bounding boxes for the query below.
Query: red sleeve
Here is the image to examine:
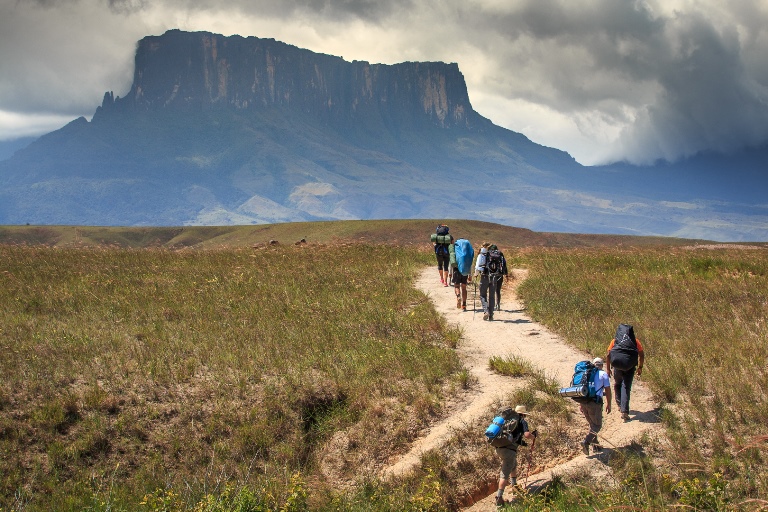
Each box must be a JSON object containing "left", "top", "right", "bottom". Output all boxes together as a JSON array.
[
  {"left": 607, "top": 339, "right": 615, "bottom": 351},
  {"left": 636, "top": 338, "right": 644, "bottom": 353}
]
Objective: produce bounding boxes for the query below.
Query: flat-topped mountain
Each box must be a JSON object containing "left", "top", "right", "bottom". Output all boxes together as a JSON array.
[{"left": 0, "top": 29, "right": 765, "bottom": 241}]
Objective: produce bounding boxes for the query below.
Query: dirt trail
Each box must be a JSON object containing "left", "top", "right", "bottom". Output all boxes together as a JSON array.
[{"left": 381, "top": 268, "right": 661, "bottom": 511}]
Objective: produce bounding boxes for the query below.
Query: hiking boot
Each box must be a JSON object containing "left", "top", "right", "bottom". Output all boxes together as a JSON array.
[
  {"left": 483, "top": 312, "right": 489, "bottom": 321},
  {"left": 457, "top": 296, "right": 462, "bottom": 308},
  {"left": 580, "top": 442, "right": 589, "bottom": 455},
  {"left": 621, "top": 412, "right": 630, "bottom": 421},
  {"left": 495, "top": 495, "right": 506, "bottom": 508},
  {"left": 462, "top": 303, "right": 467, "bottom": 311},
  {"left": 488, "top": 315, "right": 494, "bottom": 321}
]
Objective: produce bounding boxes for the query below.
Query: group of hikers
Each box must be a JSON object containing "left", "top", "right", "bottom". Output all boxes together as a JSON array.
[
  {"left": 431, "top": 224, "right": 508, "bottom": 321},
  {"left": 487, "top": 326, "right": 646, "bottom": 507},
  {"left": 432, "top": 224, "right": 647, "bottom": 507}
]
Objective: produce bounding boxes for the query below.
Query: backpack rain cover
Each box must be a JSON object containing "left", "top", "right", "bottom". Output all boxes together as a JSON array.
[{"left": 454, "top": 239, "right": 474, "bottom": 276}]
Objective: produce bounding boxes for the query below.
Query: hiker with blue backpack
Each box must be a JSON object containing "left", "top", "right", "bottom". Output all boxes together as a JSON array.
[
  {"left": 578, "top": 357, "right": 612, "bottom": 455},
  {"left": 484, "top": 405, "right": 538, "bottom": 507},
  {"left": 605, "top": 324, "right": 645, "bottom": 422},
  {"left": 449, "top": 237, "right": 474, "bottom": 311}
]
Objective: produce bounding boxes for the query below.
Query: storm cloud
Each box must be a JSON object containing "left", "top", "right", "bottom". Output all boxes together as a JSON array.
[{"left": 1, "top": 0, "right": 767, "bottom": 165}]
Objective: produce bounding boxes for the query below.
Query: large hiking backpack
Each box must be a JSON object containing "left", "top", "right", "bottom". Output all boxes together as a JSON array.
[
  {"left": 486, "top": 249, "right": 503, "bottom": 274},
  {"left": 484, "top": 408, "right": 521, "bottom": 448},
  {"left": 454, "top": 239, "right": 474, "bottom": 275},
  {"left": 559, "top": 361, "right": 600, "bottom": 403},
  {"left": 610, "top": 324, "right": 639, "bottom": 371}
]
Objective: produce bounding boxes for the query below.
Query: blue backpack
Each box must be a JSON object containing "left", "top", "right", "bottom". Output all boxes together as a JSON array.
[
  {"left": 453, "top": 239, "right": 474, "bottom": 276},
  {"left": 559, "top": 361, "right": 601, "bottom": 403}
]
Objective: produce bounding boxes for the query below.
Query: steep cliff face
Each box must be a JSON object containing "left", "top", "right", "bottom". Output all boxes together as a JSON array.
[{"left": 97, "top": 30, "right": 476, "bottom": 133}]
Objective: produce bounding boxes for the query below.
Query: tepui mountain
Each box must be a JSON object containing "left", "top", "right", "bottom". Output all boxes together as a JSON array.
[{"left": 1, "top": 29, "right": 766, "bottom": 241}]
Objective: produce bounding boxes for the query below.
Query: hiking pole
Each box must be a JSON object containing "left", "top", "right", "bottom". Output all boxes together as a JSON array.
[{"left": 524, "top": 431, "right": 537, "bottom": 488}]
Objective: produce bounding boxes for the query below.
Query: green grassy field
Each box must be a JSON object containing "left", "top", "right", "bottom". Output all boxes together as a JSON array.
[{"left": 1, "top": 222, "right": 766, "bottom": 511}]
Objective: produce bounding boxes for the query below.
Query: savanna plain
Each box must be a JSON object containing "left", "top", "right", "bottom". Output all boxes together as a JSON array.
[{"left": 1, "top": 220, "right": 767, "bottom": 511}]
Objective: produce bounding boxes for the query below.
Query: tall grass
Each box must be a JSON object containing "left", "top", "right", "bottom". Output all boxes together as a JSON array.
[
  {"left": 5, "top": 240, "right": 768, "bottom": 510},
  {"left": 0, "top": 244, "right": 461, "bottom": 510},
  {"left": 515, "top": 246, "right": 768, "bottom": 507}
]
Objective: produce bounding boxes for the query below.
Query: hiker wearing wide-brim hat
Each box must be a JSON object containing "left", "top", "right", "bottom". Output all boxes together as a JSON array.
[{"left": 493, "top": 405, "right": 538, "bottom": 507}]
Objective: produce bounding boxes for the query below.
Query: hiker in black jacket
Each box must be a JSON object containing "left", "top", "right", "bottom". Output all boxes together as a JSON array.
[
  {"left": 489, "top": 244, "right": 508, "bottom": 311},
  {"left": 474, "top": 242, "right": 495, "bottom": 320}
]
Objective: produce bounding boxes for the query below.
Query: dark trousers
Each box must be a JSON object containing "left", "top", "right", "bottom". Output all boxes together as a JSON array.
[
  {"left": 613, "top": 367, "right": 636, "bottom": 414},
  {"left": 479, "top": 274, "right": 498, "bottom": 314}
]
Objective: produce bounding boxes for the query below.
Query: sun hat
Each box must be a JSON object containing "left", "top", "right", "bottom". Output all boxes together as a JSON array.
[
  {"left": 592, "top": 357, "right": 604, "bottom": 366},
  {"left": 515, "top": 405, "right": 528, "bottom": 415},
  {"left": 482, "top": 241, "right": 490, "bottom": 247}
]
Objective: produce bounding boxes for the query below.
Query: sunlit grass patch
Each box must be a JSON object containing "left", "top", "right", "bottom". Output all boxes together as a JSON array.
[{"left": 488, "top": 354, "right": 535, "bottom": 377}]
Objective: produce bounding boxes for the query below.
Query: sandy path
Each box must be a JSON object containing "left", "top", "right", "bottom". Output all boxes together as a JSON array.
[{"left": 381, "top": 267, "right": 661, "bottom": 510}]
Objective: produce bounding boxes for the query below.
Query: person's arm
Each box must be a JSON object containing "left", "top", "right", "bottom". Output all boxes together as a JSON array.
[
  {"left": 603, "top": 374, "right": 612, "bottom": 414},
  {"left": 522, "top": 420, "right": 536, "bottom": 440},
  {"left": 605, "top": 340, "right": 615, "bottom": 376},
  {"left": 637, "top": 338, "right": 645, "bottom": 376}
]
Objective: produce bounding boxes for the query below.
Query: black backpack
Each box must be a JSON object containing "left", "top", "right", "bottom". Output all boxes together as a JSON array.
[
  {"left": 609, "top": 324, "right": 639, "bottom": 371},
  {"left": 486, "top": 249, "right": 503, "bottom": 274},
  {"left": 436, "top": 224, "right": 449, "bottom": 236}
]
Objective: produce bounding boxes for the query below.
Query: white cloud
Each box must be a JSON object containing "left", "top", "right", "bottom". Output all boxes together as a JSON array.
[{"left": 0, "top": 109, "right": 74, "bottom": 139}]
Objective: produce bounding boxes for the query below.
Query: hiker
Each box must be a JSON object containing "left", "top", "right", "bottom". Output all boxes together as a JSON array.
[
  {"left": 494, "top": 405, "right": 537, "bottom": 507},
  {"left": 579, "top": 357, "right": 611, "bottom": 455},
  {"left": 605, "top": 324, "right": 645, "bottom": 421},
  {"left": 449, "top": 237, "right": 473, "bottom": 311},
  {"left": 488, "top": 244, "right": 508, "bottom": 310},
  {"left": 475, "top": 242, "right": 503, "bottom": 320},
  {"left": 432, "top": 225, "right": 452, "bottom": 286}
]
